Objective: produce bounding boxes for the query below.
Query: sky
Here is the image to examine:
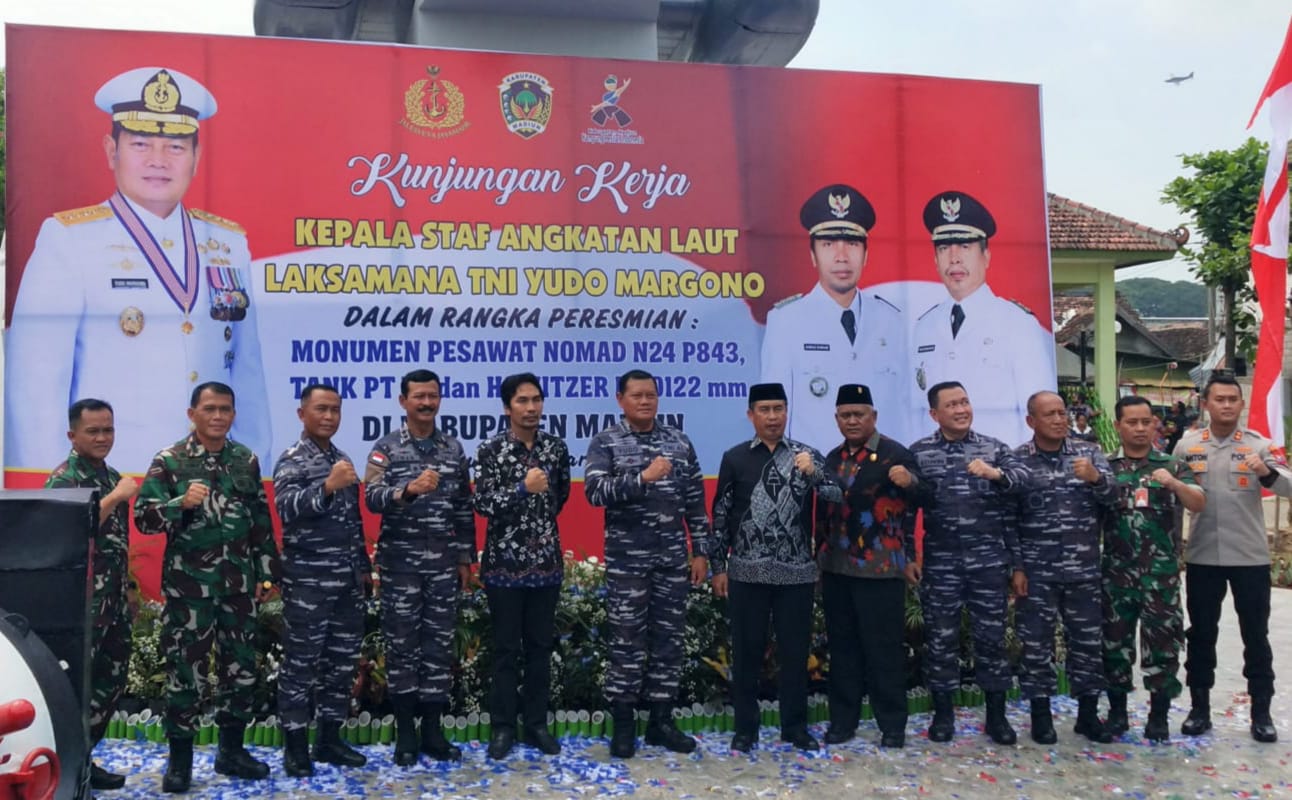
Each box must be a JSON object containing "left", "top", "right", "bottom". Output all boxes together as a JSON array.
[{"left": 3, "top": 0, "right": 1288, "bottom": 282}]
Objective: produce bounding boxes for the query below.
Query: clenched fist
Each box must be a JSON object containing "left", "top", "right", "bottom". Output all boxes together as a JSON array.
[
  {"left": 524, "top": 467, "right": 549, "bottom": 493},
  {"left": 1072, "top": 457, "right": 1099, "bottom": 483},
  {"left": 794, "top": 451, "right": 816, "bottom": 476},
  {"left": 180, "top": 480, "right": 209, "bottom": 510},
  {"left": 325, "top": 460, "right": 358, "bottom": 493},
  {"left": 889, "top": 465, "right": 913, "bottom": 488},
  {"left": 641, "top": 456, "right": 672, "bottom": 483},
  {"left": 967, "top": 458, "right": 1002, "bottom": 482}
]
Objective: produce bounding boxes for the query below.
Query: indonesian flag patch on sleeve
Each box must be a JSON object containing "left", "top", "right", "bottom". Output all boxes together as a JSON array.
[{"left": 369, "top": 451, "right": 388, "bottom": 468}]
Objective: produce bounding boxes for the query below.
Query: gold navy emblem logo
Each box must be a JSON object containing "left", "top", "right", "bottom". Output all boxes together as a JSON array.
[{"left": 400, "top": 66, "right": 470, "bottom": 139}]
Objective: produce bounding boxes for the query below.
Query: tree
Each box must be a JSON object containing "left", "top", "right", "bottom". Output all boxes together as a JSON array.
[
  {"left": 1161, "top": 138, "right": 1290, "bottom": 366},
  {"left": 1116, "top": 277, "right": 1207, "bottom": 318}
]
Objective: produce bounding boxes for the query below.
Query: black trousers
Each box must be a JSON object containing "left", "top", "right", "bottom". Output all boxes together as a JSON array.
[
  {"left": 821, "top": 572, "right": 907, "bottom": 736},
  {"left": 486, "top": 583, "right": 560, "bottom": 730},
  {"left": 729, "top": 579, "right": 814, "bottom": 737},
  {"left": 1185, "top": 563, "right": 1275, "bottom": 697}
]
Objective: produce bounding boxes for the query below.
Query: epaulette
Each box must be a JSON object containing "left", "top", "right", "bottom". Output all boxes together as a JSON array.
[
  {"left": 53, "top": 204, "right": 112, "bottom": 226},
  {"left": 870, "top": 294, "right": 901, "bottom": 313},
  {"left": 772, "top": 293, "right": 803, "bottom": 309},
  {"left": 189, "top": 208, "right": 246, "bottom": 235},
  {"left": 1009, "top": 298, "right": 1036, "bottom": 317},
  {"left": 916, "top": 303, "right": 941, "bottom": 321}
]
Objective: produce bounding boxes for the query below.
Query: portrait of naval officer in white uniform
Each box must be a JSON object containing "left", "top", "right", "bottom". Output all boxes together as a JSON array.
[
  {"left": 910, "top": 190, "right": 1055, "bottom": 447},
  {"left": 5, "top": 66, "right": 271, "bottom": 474},
  {"left": 760, "top": 184, "right": 912, "bottom": 453}
]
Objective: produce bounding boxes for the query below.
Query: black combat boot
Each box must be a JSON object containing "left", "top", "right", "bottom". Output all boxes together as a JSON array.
[
  {"left": 1180, "top": 688, "right": 1212, "bottom": 736},
  {"left": 393, "top": 701, "right": 420, "bottom": 767},
  {"left": 984, "top": 691, "right": 1017, "bottom": 745},
  {"left": 1251, "top": 694, "right": 1279, "bottom": 743},
  {"left": 520, "top": 724, "right": 562, "bottom": 755},
  {"left": 214, "top": 724, "right": 270, "bottom": 779},
  {"left": 1143, "top": 692, "right": 1170, "bottom": 743},
  {"left": 161, "top": 736, "right": 194, "bottom": 794},
  {"left": 419, "top": 703, "right": 461, "bottom": 761},
  {"left": 314, "top": 720, "right": 367, "bottom": 767},
  {"left": 645, "top": 702, "right": 697, "bottom": 753},
  {"left": 282, "top": 726, "right": 313, "bottom": 778},
  {"left": 1073, "top": 694, "right": 1113, "bottom": 743},
  {"left": 1029, "top": 696, "right": 1057, "bottom": 744},
  {"left": 928, "top": 691, "right": 955, "bottom": 743},
  {"left": 609, "top": 702, "right": 637, "bottom": 758},
  {"left": 90, "top": 762, "right": 126, "bottom": 790},
  {"left": 1105, "top": 690, "right": 1129, "bottom": 737}
]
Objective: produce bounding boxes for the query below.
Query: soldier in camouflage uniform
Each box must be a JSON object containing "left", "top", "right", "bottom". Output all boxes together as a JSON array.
[
  {"left": 134, "top": 382, "right": 281, "bottom": 793},
  {"left": 1012, "top": 391, "right": 1116, "bottom": 744},
  {"left": 364, "top": 369, "right": 474, "bottom": 766},
  {"left": 585, "top": 369, "right": 711, "bottom": 758},
  {"left": 46, "top": 398, "right": 139, "bottom": 791},
  {"left": 272, "top": 384, "right": 369, "bottom": 776},
  {"left": 1102, "top": 395, "right": 1205, "bottom": 742},
  {"left": 901, "top": 381, "right": 1028, "bottom": 745}
]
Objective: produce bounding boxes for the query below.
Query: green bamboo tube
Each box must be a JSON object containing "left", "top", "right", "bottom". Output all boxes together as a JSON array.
[{"left": 590, "top": 710, "right": 605, "bottom": 738}]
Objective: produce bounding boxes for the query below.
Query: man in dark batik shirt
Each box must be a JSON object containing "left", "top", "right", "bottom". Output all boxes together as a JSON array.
[
  {"left": 474, "top": 373, "right": 571, "bottom": 760},
  {"left": 709, "top": 382, "right": 841, "bottom": 754},
  {"left": 814, "top": 384, "right": 919, "bottom": 749}
]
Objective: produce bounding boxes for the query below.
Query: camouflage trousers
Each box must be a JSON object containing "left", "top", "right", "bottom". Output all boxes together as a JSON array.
[
  {"left": 277, "top": 573, "right": 364, "bottom": 730},
  {"left": 88, "top": 560, "right": 132, "bottom": 744},
  {"left": 604, "top": 562, "right": 689, "bottom": 703},
  {"left": 380, "top": 567, "right": 458, "bottom": 705},
  {"left": 1016, "top": 577, "right": 1105, "bottom": 698},
  {"left": 920, "top": 564, "right": 1012, "bottom": 693},
  {"left": 1101, "top": 567, "right": 1183, "bottom": 697},
  {"left": 162, "top": 593, "right": 259, "bottom": 737}
]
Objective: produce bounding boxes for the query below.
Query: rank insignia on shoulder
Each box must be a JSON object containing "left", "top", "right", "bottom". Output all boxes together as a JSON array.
[
  {"left": 54, "top": 204, "right": 112, "bottom": 226},
  {"left": 190, "top": 208, "right": 246, "bottom": 235},
  {"left": 772, "top": 293, "right": 803, "bottom": 309}
]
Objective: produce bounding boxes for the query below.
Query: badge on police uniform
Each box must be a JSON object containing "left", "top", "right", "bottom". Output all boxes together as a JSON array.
[{"left": 810, "top": 376, "right": 829, "bottom": 397}]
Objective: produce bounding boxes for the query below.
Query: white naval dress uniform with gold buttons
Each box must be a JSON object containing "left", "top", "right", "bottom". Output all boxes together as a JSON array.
[
  {"left": 911, "top": 284, "right": 1055, "bottom": 448},
  {"left": 760, "top": 283, "right": 913, "bottom": 453},
  {"left": 5, "top": 195, "right": 271, "bottom": 474}
]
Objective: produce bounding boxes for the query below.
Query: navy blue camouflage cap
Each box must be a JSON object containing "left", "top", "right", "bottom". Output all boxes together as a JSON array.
[
  {"left": 800, "top": 184, "right": 875, "bottom": 241},
  {"left": 923, "top": 190, "right": 996, "bottom": 243},
  {"left": 835, "top": 384, "right": 873, "bottom": 407}
]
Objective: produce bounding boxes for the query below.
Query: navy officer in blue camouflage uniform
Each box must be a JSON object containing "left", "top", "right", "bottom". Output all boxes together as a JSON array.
[
  {"left": 900, "top": 380, "right": 1029, "bottom": 744},
  {"left": 272, "top": 383, "right": 369, "bottom": 776},
  {"left": 585, "top": 368, "right": 711, "bottom": 759},
  {"left": 709, "top": 382, "right": 842, "bottom": 753},
  {"left": 1011, "top": 390, "right": 1116, "bottom": 744},
  {"left": 474, "top": 372, "right": 570, "bottom": 760},
  {"left": 365, "top": 369, "right": 474, "bottom": 765}
]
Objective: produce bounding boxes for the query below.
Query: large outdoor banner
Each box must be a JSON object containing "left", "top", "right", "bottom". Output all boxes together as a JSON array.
[{"left": 4, "top": 25, "right": 1055, "bottom": 594}]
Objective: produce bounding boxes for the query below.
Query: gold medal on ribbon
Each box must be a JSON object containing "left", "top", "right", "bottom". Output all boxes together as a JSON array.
[
  {"left": 181, "top": 318, "right": 194, "bottom": 334},
  {"left": 120, "top": 307, "right": 145, "bottom": 336}
]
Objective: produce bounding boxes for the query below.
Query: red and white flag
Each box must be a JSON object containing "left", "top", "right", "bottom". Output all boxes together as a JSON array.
[{"left": 1247, "top": 17, "right": 1292, "bottom": 461}]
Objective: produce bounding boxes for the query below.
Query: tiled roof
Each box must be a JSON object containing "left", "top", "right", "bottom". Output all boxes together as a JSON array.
[
  {"left": 1146, "top": 323, "right": 1211, "bottom": 362},
  {"left": 1048, "top": 193, "right": 1187, "bottom": 254}
]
